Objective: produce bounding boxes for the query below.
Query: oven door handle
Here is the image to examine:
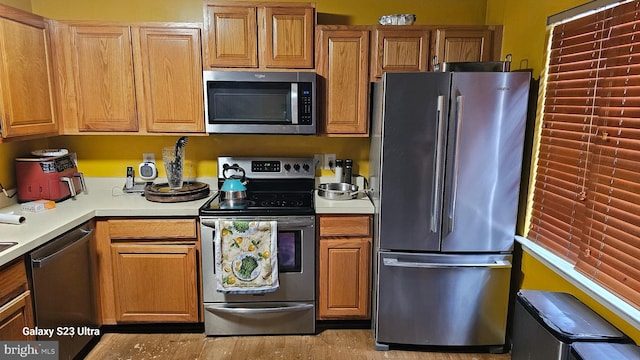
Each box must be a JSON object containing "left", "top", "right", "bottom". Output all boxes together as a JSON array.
[{"left": 205, "top": 303, "right": 313, "bottom": 315}]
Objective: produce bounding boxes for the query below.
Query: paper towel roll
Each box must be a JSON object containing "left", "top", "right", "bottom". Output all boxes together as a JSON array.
[{"left": 0, "top": 213, "right": 26, "bottom": 225}]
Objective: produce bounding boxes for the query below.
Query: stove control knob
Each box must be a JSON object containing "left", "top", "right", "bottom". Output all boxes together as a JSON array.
[
  {"left": 293, "top": 163, "right": 300, "bottom": 171},
  {"left": 284, "top": 163, "right": 291, "bottom": 171},
  {"left": 302, "top": 163, "right": 310, "bottom": 172}
]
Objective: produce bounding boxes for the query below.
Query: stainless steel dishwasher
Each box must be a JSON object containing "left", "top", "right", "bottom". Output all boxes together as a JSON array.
[{"left": 29, "top": 221, "right": 99, "bottom": 360}]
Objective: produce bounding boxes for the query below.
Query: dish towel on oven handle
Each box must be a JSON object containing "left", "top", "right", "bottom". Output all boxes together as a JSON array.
[{"left": 214, "top": 220, "right": 279, "bottom": 294}]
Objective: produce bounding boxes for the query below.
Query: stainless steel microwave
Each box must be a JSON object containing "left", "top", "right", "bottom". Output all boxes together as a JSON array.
[{"left": 203, "top": 71, "right": 316, "bottom": 135}]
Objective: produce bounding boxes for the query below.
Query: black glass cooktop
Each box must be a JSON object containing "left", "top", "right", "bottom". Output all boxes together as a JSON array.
[{"left": 199, "top": 179, "right": 315, "bottom": 216}]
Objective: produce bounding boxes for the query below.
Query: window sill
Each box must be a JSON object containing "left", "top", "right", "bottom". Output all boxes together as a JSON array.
[{"left": 515, "top": 235, "right": 640, "bottom": 331}]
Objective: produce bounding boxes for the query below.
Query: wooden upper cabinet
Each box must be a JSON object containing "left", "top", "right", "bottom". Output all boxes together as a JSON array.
[
  {"left": 204, "top": 5, "right": 257, "bottom": 67},
  {"left": 433, "top": 26, "right": 502, "bottom": 65},
  {"left": 134, "top": 26, "right": 204, "bottom": 133},
  {"left": 70, "top": 25, "right": 138, "bottom": 132},
  {"left": 262, "top": 6, "right": 314, "bottom": 68},
  {"left": 0, "top": 8, "right": 57, "bottom": 139},
  {"left": 316, "top": 26, "right": 370, "bottom": 136},
  {"left": 203, "top": 2, "right": 315, "bottom": 69},
  {"left": 371, "top": 27, "right": 430, "bottom": 80},
  {"left": 52, "top": 21, "right": 205, "bottom": 134}
]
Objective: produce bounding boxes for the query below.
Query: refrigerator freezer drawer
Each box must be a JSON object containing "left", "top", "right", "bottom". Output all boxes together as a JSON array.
[{"left": 375, "top": 252, "right": 512, "bottom": 347}]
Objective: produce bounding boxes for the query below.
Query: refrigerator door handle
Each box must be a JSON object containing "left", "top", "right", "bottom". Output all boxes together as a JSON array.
[
  {"left": 447, "top": 95, "right": 464, "bottom": 233},
  {"left": 431, "top": 95, "right": 446, "bottom": 233},
  {"left": 383, "top": 257, "right": 512, "bottom": 269}
]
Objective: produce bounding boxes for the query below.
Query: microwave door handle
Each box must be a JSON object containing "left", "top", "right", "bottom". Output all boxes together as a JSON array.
[{"left": 291, "top": 83, "right": 298, "bottom": 124}]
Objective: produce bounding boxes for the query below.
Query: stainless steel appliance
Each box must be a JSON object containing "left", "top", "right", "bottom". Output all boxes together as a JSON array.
[
  {"left": 16, "top": 153, "right": 86, "bottom": 203},
  {"left": 203, "top": 71, "right": 316, "bottom": 135},
  {"left": 200, "top": 157, "right": 316, "bottom": 335},
  {"left": 28, "top": 221, "right": 98, "bottom": 360},
  {"left": 369, "top": 71, "right": 531, "bottom": 351}
]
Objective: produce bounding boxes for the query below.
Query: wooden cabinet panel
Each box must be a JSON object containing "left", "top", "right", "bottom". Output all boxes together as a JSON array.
[
  {"left": 318, "top": 238, "right": 371, "bottom": 319},
  {"left": 262, "top": 6, "right": 314, "bottom": 68},
  {"left": 433, "top": 27, "right": 497, "bottom": 64},
  {"left": 319, "top": 215, "right": 371, "bottom": 237},
  {"left": 54, "top": 22, "right": 205, "bottom": 134},
  {"left": 0, "top": 291, "right": 35, "bottom": 341},
  {"left": 111, "top": 243, "right": 198, "bottom": 322},
  {"left": 317, "top": 26, "right": 369, "bottom": 136},
  {"left": 372, "top": 27, "right": 430, "bottom": 79},
  {"left": 204, "top": 5, "right": 257, "bottom": 68},
  {"left": 134, "top": 26, "right": 204, "bottom": 133},
  {"left": 0, "top": 259, "right": 28, "bottom": 305},
  {"left": 109, "top": 219, "right": 197, "bottom": 239},
  {"left": 0, "top": 10, "right": 57, "bottom": 139},
  {"left": 318, "top": 214, "right": 372, "bottom": 320},
  {"left": 203, "top": 2, "right": 315, "bottom": 69},
  {"left": 97, "top": 218, "right": 200, "bottom": 324},
  {"left": 0, "top": 259, "right": 35, "bottom": 341},
  {"left": 70, "top": 25, "right": 137, "bottom": 132}
]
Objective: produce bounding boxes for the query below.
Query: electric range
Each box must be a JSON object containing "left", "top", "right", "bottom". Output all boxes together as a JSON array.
[{"left": 199, "top": 157, "right": 317, "bottom": 336}]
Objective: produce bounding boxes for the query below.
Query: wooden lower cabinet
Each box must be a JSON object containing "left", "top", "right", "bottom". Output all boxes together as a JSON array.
[
  {"left": 96, "top": 218, "right": 200, "bottom": 324},
  {"left": 318, "top": 215, "right": 372, "bottom": 320},
  {"left": 0, "top": 259, "right": 35, "bottom": 340}
]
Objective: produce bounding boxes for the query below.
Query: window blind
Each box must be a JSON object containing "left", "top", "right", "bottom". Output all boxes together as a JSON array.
[{"left": 529, "top": 0, "right": 640, "bottom": 309}]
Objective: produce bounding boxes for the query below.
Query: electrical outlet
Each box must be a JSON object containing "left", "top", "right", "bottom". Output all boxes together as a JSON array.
[
  {"left": 313, "top": 154, "right": 323, "bottom": 170},
  {"left": 324, "top": 154, "right": 336, "bottom": 170}
]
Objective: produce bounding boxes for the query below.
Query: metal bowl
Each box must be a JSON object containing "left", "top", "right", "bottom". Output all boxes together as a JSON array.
[{"left": 317, "top": 183, "right": 360, "bottom": 200}]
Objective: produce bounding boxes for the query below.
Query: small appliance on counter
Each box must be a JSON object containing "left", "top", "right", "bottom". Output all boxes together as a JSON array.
[{"left": 16, "top": 151, "right": 86, "bottom": 203}]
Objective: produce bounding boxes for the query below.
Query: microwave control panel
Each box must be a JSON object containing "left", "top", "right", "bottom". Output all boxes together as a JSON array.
[{"left": 298, "top": 82, "right": 313, "bottom": 125}]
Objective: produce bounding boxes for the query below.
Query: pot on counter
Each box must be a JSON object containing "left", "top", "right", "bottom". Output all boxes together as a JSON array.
[
  {"left": 220, "top": 164, "right": 248, "bottom": 201},
  {"left": 317, "top": 182, "right": 369, "bottom": 200}
]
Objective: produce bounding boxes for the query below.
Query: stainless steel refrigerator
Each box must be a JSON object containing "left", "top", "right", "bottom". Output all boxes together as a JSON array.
[{"left": 369, "top": 71, "right": 530, "bottom": 351}]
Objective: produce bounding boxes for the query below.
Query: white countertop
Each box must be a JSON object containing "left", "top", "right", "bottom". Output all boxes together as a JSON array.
[
  {"left": 314, "top": 191, "right": 374, "bottom": 214},
  {"left": 0, "top": 176, "right": 374, "bottom": 267},
  {"left": 314, "top": 176, "right": 375, "bottom": 214},
  {"left": 0, "top": 177, "right": 214, "bottom": 267}
]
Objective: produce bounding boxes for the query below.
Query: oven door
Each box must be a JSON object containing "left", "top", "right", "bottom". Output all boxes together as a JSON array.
[{"left": 200, "top": 215, "right": 315, "bottom": 303}]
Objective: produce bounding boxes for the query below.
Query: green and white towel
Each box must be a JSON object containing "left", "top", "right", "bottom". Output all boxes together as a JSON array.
[{"left": 215, "top": 220, "right": 279, "bottom": 294}]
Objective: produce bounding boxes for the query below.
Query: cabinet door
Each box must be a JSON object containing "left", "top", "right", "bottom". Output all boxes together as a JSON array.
[
  {"left": 134, "top": 26, "right": 204, "bottom": 133},
  {"left": 70, "top": 25, "right": 137, "bottom": 132},
  {"left": 0, "top": 291, "right": 35, "bottom": 341},
  {"left": 262, "top": 6, "right": 314, "bottom": 68},
  {"left": 433, "top": 27, "right": 496, "bottom": 64},
  {"left": 317, "top": 27, "right": 370, "bottom": 136},
  {"left": 372, "top": 28, "right": 430, "bottom": 79},
  {"left": 318, "top": 238, "right": 371, "bottom": 319},
  {"left": 111, "top": 243, "right": 198, "bottom": 323},
  {"left": 203, "top": 5, "right": 257, "bottom": 68},
  {"left": 0, "top": 16, "right": 57, "bottom": 138}
]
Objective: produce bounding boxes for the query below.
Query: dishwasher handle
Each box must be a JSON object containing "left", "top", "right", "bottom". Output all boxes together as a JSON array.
[
  {"left": 383, "top": 257, "right": 511, "bottom": 269},
  {"left": 31, "top": 228, "right": 94, "bottom": 268}
]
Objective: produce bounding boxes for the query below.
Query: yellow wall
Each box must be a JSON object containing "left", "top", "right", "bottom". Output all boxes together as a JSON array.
[
  {"left": 0, "top": 0, "right": 29, "bottom": 11},
  {"left": 30, "top": 0, "right": 488, "bottom": 25}
]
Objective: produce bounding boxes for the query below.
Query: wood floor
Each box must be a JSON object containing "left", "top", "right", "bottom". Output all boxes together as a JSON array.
[{"left": 84, "top": 329, "right": 511, "bottom": 360}]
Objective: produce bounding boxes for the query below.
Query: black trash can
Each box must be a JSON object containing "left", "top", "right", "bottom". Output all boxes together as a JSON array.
[
  {"left": 570, "top": 342, "right": 640, "bottom": 359},
  {"left": 511, "top": 290, "right": 631, "bottom": 360}
]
